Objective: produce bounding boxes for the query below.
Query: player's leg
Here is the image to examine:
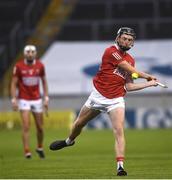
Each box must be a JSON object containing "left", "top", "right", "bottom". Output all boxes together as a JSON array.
[
  {"left": 20, "top": 110, "right": 32, "bottom": 158},
  {"left": 49, "top": 105, "right": 100, "bottom": 150},
  {"left": 32, "top": 112, "right": 44, "bottom": 148},
  {"left": 32, "top": 112, "right": 45, "bottom": 158},
  {"left": 108, "top": 107, "right": 127, "bottom": 176},
  {"left": 18, "top": 99, "right": 32, "bottom": 158},
  {"left": 68, "top": 105, "right": 100, "bottom": 141},
  {"left": 32, "top": 99, "right": 45, "bottom": 158}
]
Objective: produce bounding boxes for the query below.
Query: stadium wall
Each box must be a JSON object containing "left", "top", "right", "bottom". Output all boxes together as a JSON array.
[{"left": 1, "top": 95, "right": 172, "bottom": 129}]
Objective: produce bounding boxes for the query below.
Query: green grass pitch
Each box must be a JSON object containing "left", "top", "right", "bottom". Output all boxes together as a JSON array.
[{"left": 0, "top": 128, "right": 172, "bottom": 179}]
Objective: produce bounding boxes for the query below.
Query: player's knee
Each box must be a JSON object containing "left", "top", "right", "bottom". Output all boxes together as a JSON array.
[
  {"left": 23, "top": 126, "right": 30, "bottom": 133},
  {"left": 114, "top": 127, "right": 124, "bottom": 136},
  {"left": 37, "top": 126, "right": 43, "bottom": 133}
]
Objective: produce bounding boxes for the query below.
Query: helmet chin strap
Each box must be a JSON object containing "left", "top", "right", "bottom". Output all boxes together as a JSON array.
[
  {"left": 26, "top": 59, "right": 34, "bottom": 64},
  {"left": 117, "top": 41, "right": 131, "bottom": 51}
]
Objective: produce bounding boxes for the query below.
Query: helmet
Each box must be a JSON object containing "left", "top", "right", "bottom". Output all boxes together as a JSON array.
[
  {"left": 116, "top": 27, "right": 136, "bottom": 51},
  {"left": 117, "top": 27, "right": 136, "bottom": 39},
  {"left": 23, "top": 45, "right": 37, "bottom": 55}
]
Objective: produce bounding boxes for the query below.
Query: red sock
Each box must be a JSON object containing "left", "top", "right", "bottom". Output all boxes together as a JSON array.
[
  {"left": 24, "top": 148, "right": 31, "bottom": 154},
  {"left": 37, "top": 144, "right": 43, "bottom": 149},
  {"left": 116, "top": 156, "right": 125, "bottom": 162},
  {"left": 116, "top": 156, "right": 125, "bottom": 169}
]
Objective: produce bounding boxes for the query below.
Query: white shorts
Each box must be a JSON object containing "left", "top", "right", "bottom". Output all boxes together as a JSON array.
[
  {"left": 85, "top": 87, "right": 125, "bottom": 113},
  {"left": 18, "top": 99, "right": 43, "bottom": 113}
]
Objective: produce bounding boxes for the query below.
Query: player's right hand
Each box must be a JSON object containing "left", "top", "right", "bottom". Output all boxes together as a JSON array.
[
  {"left": 146, "top": 75, "right": 157, "bottom": 81},
  {"left": 43, "top": 96, "right": 49, "bottom": 117},
  {"left": 43, "top": 96, "right": 49, "bottom": 109},
  {"left": 11, "top": 98, "right": 18, "bottom": 111}
]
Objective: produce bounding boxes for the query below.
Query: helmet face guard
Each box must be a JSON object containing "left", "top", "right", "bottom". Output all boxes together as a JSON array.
[{"left": 116, "top": 27, "right": 136, "bottom": 51}]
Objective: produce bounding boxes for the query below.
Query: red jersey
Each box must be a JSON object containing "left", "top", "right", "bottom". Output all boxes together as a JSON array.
[
  {"left": 13, "top": 59, "right": 45, "bottom": 100},
  {"left": 93, "top": 45, "right": 135, "bottom": 99}
]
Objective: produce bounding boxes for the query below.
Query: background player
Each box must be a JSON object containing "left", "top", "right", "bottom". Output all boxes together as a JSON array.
[
  {"left": 49, "top": 27, "right": 158, "bottom": 175},
  {"left": 10, "top": 45, "right": 49, "bottom": 159}
]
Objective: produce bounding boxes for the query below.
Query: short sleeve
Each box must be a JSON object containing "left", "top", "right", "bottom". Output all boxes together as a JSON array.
[{"left": 111, "top": 51, "right": 125, "bottom": 64}]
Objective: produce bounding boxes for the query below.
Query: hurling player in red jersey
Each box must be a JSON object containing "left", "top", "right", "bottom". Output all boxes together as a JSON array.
[
  {"left": 49, "top": 27, "right": 158, "bottom": 175},
  {"left": 10, "top": 45, "right": 49, "bottom": 159}
]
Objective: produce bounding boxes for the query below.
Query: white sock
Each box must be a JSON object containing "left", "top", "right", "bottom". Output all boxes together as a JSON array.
[
  {"left": 117, "top": 161, "right": 124, "bottom": 170},
  {"left": 65, "top": 138, "right": 74, "bottom": 145}
]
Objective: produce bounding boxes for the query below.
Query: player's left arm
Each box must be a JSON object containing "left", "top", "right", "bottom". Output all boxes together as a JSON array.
[
  {"left": 40, "top": 64, "right": 49, "bottom": 112},
  {"left": 41, "top": 76, "right": 49, "bottom": 108}
]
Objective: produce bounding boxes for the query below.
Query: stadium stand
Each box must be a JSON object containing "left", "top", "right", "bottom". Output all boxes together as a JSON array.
[
  {"left": 1, "top": 0, "right": 172, "bottom": 80},
  {"left": 1, "top": 0, "right": 172, "bottom": 95},
  {"left": 0, "top": 0, "right": 51, "bottom": 82},
  {"left": 0, "top": 0, "right": 28, "bottom": 45},
  {"left": 0, "top": 0, "right": 77, "bottom": 96},
  {"left": 57, "top": 0, "right": 172, "bottom": 41}
]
